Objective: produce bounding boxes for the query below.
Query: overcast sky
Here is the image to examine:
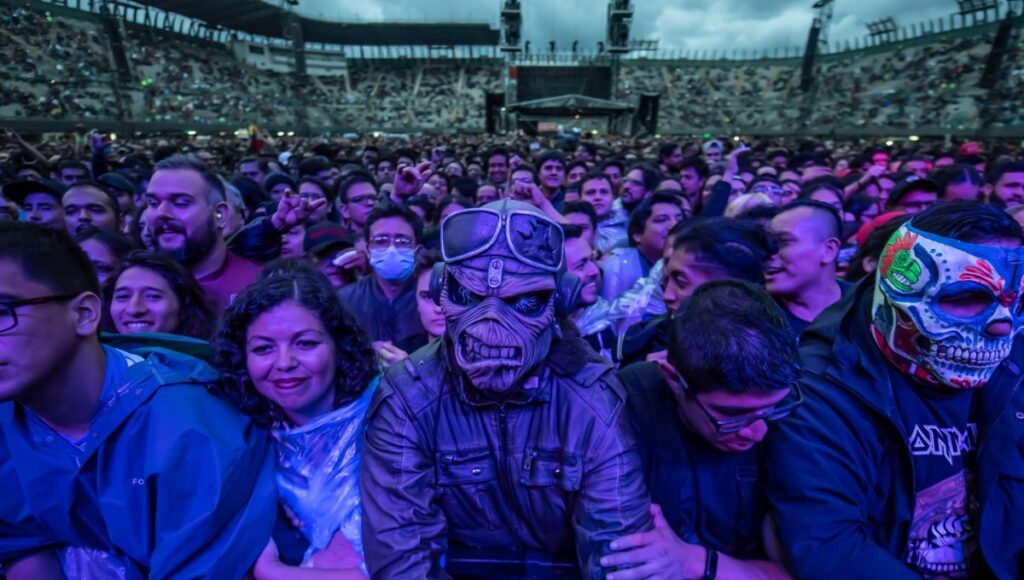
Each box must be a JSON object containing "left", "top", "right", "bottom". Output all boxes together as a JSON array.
[{"left": 293, "top": 0, "right": 968, "bottom": 53}]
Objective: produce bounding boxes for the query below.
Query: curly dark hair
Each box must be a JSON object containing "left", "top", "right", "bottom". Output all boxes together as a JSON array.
[
  {"left": 102, "top": 250, "right": 214, "bottom": 339},
  {"left": 213, "top": 273, "right": 376, "bottom": 426}
]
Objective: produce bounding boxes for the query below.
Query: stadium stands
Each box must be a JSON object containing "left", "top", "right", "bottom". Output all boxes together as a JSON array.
[{"left": 1, "top": 0, "right": 1021, "bottom": 135}]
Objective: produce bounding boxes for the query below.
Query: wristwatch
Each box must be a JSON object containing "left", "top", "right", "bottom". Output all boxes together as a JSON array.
[{"left": 702, "top": 547, "right": 719, "bottom": 580}]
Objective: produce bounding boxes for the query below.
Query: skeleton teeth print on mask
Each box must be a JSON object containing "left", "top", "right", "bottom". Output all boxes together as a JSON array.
[
  {"left": 438, "top": 200, "right": 564, "bottom": 395},
  {"left": 872, "top": 222, "right": 1024, "bottom": 389}
]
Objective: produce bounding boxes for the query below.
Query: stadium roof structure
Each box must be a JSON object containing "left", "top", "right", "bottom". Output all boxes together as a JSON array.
[
  {"left": 136, "top": 1, "right": 501, "bottom": 45},
  {"left": 508, "top": 94, "right": 633, "bottom": 115}
]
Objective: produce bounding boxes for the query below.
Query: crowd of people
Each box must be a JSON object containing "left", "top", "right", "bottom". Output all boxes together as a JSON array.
[
  {"left": 2, "top": 1, "right": 1023, "bottom": 132},
  {"left": 1, "top": 125, "right": 1024, "bottom": 578}
]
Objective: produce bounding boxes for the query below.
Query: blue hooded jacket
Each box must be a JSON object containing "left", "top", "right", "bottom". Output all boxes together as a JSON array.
[
  {"left": 0, "top": 346, "right": 276, "bottom": 578},
  {"left": 767, "top": 279, "right": 1024, "bottom": 579}
]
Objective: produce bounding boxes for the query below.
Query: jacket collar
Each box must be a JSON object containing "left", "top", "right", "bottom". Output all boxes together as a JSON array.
[{"left": 443, "top": 335, "right": 605, "bottom": 408}]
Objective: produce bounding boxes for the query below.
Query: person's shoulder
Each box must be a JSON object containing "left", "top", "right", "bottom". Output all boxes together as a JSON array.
[
  {"left": 617, "top": 361, "right": 664, "bottom": 398},
  {"left": 551, "top": 338, "right": 627, "bottom": 426},
  {"left": 375, "top": 341, "right": 447, "bottom": 417},
  {"left": 228, "top": 251, "right": 262, "bottom": 275},
  {"left": 604, "top": 246, "right": 637, "bottom": 260},
  {"left": 337, "top": 275, "right": 371, "bottom": 302},
  {"left": 131, "top": 351, "right": 257, "bottom": 433},
  {"left": 618, "top": 361, "right": 675, "bottom": 419}
]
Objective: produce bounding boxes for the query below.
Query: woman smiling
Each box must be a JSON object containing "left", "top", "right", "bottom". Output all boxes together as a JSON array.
[
  {"left": 214, "top": 271, "right": 377, "bottom": 579},
  {"left": 103, "top": 251, "right": 214, "bottom": 339}
]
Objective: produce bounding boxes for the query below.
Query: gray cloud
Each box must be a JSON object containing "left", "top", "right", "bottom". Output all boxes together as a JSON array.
[{"left": 294, "top": 0, "right": 974, "bottom": 53}]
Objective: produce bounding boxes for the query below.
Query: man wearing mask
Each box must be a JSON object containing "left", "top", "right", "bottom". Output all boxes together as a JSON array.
[
  {"left": 361, "top": 200, "right": 651, "bottom": 577},
  {"left": 768, "top": 202, "right": 1024, "bottom": 578},
  {"left": 337, "top": 202, "right": 425, "bottom": 347}
]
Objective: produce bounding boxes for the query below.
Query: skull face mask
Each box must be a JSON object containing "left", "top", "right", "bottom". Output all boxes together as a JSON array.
[
  {"left": 439, "top": 201, "right": 564, "bottom": 396},
  {"left": 872, "top": 222, "right": 1024, "bottom": 389}
]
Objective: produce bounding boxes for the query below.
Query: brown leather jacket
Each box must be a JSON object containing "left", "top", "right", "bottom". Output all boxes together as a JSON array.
[{"left": 360, "top": 337, "right": 652, "bottom": 578}]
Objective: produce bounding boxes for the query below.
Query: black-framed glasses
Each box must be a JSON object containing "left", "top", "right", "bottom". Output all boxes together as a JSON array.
[
  {"left": 0, "top": 294, "right": 80, "bottom": 333},
  {"left": 347, "top": 193, "right": 378, "bottom": 206},
  {"left": 670, "top": 367, "right": 803, "bottom": 434}
]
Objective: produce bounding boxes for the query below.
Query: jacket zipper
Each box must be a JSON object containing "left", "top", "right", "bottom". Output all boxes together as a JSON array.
[
  {"left": 497, "top": 403, "right": 532, "bottom": 541},
  {"left": 971, "top": 372, "right": 1023, "bottom": 572}
]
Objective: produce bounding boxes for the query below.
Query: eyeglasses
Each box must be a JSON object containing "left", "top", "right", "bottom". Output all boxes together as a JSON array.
[
  {"left": 368, "top": 234, "right": 415, "bottom": 250},
  {"left": 751, "top": 184, "right": 784, "bottom": 198},
  {"left": 0, "top": 293, "right": 80, "bottom": 333},
  {"left": 669, "top": 367, "right": 803, "bottom": 434},
  {"left": 440, "top": 207, "right": 564, "bottom": 272},
  {"left": 347, "top": 194, "right": 378, "bottom": 206}
]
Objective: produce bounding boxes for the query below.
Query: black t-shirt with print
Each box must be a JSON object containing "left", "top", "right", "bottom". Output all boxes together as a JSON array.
[{"left": 889, "top": 366, "right": 979, "bottom": 579}]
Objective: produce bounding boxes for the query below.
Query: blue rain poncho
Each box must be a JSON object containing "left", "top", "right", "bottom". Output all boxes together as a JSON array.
[
  {"left": 273, "top": 378, "right": 378, "bottom": 566},
  {"left": 0, "top": 346, "right": 276, "bottom": 579}
]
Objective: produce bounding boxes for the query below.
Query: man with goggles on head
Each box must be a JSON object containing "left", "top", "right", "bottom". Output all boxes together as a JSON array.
[
  {"left": 607, "top": 280, "right": 800, "bottom": 580},
  {"left": 360, "top": 199, "right": 652, "bottom": 578}
]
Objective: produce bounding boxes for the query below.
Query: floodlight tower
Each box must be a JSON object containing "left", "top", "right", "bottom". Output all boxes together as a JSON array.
[
  {"left": 800, "top": 0, "right": 835, "bottom": 93},
  {"left": 499, "top": 1, "right": 523, "bottom": 132},
  {"left": 500, "top": 0, "right": 522, "bottom": 53},
  {"left": 607, "top": 0, "right": 633, "bottom": 54},
  {"left": 606, "top": 0, "right": 633, "bottom": 111},
  {"left": 866, "top": 17, "right": 899, "bottom": 43}
]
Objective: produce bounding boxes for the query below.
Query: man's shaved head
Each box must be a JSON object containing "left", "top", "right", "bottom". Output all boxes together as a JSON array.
[{"left": 773, "top": 200, "right": 842, "bottom": 242}]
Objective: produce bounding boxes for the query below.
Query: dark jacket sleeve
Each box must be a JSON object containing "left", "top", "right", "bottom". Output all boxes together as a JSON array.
[
  {"left": 699, "top": 180, "right": 731, "bottom": 217},
  {"left": 360, "top": 375, "right": 450, "bottom": 579},
  {"left": 227, "top": 216, "right": 282, "bottom": 262},
  {"left": 572, "top": 372, "right": 653, "bottom": 578},
  {"left": 766, "top": 368, "right": 918, "bottom": 580},
  {"left": 91, "top": 148, "right": 109, "bottom": 178}
]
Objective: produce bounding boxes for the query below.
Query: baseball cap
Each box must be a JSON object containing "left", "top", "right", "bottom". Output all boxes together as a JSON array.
[
  {"left": 304, "top": 222, "right": 354, "bottom": 256},
  {"left": 888, "top": 176, "right": 939, "bottom": 208},
  {"left": 855, "top": 210, "right": 907, "bottom": 247},
  {"left": 702, "top": 139, "right": 724, "bottom": 152},
  {"left": 96, "top": 172, "right": 136, "bottom": 196},
  {"left": 958, "top": 141, "right": 983, "bottom": 157},
  {"left": 264, "top": 172, "right": 297, "bottom": 193},
  {"left": 298, "top": 156, "right": 332, "bottom": 178},
  {"left": 2, "top": 178, "right": 66, "bottom": 205}
]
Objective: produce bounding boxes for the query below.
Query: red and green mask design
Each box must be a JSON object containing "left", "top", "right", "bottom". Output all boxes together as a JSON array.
[{"left": 872, "top": 222, "right": 1024, "bottom": 389}]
